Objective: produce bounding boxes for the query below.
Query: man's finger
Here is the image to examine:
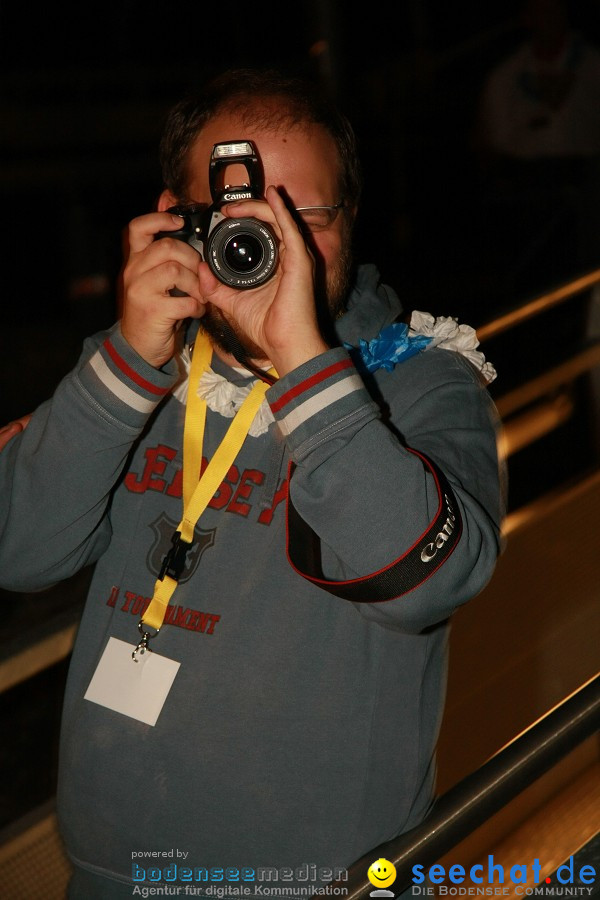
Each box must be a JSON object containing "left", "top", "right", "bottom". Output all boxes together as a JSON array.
[
  {"left": 0, "top": 415, "right": 31, "bottom": 450},
  {"left": 127, "top": 212, "right": 186, "bottom": 254}
]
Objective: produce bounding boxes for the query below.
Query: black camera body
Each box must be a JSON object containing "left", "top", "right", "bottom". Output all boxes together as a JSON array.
[{"left": 156, "top": 140, "right": 277, "bottom": 290}]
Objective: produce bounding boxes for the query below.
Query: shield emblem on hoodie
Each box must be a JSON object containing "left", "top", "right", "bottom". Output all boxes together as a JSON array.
[{"left": 147, "top": 513, "right": 216, "bottom": 584}]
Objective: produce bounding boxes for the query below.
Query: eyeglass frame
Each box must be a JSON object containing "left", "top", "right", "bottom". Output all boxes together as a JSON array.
[
  {"left": 171, "top": 198, "right": 347, "bottom": 234},
  {"left": 293, "top": 202, "right": 346, "bottom": 232}
]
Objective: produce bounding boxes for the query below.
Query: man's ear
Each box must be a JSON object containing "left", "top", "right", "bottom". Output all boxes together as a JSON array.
[{"left": 157, "top": 190, "right": 178, "bottom": 212}]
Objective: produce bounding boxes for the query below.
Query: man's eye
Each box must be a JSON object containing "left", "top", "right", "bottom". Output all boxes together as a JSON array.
[{"left": 296, "top": 210, "right": 330, "bottom": 231}]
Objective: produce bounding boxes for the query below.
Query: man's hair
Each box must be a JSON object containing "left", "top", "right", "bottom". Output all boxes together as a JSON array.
[{"left": 159, "top": 68, "right": 362, "bottom": 207}]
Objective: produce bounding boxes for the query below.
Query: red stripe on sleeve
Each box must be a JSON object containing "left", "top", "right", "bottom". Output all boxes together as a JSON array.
[
  {"left": 270, "top": 358, "right": 354, "bottom": 414},
  {"left": 103, "top": 339, "right": 170, "bottom": 397}
]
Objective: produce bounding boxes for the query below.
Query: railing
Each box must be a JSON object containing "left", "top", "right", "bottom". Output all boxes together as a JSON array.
[
  {"left": 320, "top": 673, "right": 600, "bottom": 899},
  {"left": 476, "top": 267, "right": 600, "bottom": 460},
  {"left": 476, "top": 267, "right": 600, "bottom": 342}
]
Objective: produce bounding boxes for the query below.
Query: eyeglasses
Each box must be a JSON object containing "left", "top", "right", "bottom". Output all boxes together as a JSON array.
[
  {"left": 294, "top": 202, "right": 346, "bottom": 232},
  {"left": 177, "top": 199, "right": 345, "bottom": 233}
]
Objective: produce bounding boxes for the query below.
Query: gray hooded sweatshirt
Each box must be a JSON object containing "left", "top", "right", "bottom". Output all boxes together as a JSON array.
[{"left": 0, "top": 265, "right": 503, "bottom": 897}]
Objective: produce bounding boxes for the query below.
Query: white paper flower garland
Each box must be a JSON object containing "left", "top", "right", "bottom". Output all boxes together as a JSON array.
[
  {"left": 172, "top": 312, "right": 496, "bottom": 436},
  {"left": 408, "top": 311, "right": 497, "bottom": 384},
  {"left": 172, "top": 347, "right": 275, "bottom": 437}
]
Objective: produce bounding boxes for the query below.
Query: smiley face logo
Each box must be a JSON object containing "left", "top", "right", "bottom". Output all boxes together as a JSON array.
[{"left": 368, "top": 857, "right": 397, "bottom": 889}]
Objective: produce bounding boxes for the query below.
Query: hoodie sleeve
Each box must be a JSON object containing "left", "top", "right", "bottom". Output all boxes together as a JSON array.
[
  {"left": 0, "top": 324, "right": 179, "bottom": 592},
  {"left": 266, "top": 345, "right": 504, "bottom": 633}
]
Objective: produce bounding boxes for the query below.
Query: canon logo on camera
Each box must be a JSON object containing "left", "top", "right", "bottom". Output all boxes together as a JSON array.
[{"left": 223, "top": 191, "right": 252, "bottom": 201}]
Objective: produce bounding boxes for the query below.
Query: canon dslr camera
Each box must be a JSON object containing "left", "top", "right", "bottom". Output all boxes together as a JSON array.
[{"left": 156, "top": 140, "right": 277, "bottom": 290}]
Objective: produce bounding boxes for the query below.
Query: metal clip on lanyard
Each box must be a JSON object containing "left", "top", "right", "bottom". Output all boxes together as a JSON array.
[
  {"left": 132, "top": 620, "right": 160, "bottom": 660},
  {"left": 132, "top": 333, "right": 277, "bottom": 661},
  {"left": 131, "top": 531, "right": 193, "bottom": 660}
]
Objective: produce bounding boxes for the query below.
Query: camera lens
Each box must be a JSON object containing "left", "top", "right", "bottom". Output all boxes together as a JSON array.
[
  {"left": 208, "top": 217, "right": 277, "bottom": 289},
  {"left": 223, "top": 233, "right": 264, "bottom": 274}
]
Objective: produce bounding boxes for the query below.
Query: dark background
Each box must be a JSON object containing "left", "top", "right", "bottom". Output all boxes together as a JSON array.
[
  {"left": 3, "top": 0, "right": 600, "bottom": 492},
  {"left": 2, "top": 0, "right": 600, "bottom": 829},
  {"left": 2, "top": 1, "right": 600, "bottom": 392}
]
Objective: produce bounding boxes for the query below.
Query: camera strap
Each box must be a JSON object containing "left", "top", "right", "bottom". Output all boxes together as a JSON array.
[
  {"left": 285, "top": 449, "right": 462, "bottom": 603},
  {"left": 215, "top": 320, "right": 278, "bottom": 386}
]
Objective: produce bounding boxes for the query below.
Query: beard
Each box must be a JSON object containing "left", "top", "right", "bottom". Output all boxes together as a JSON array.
[
  {"left": 199, "top": 310, "right": 267, "bottom": 365},
  {"left": 321, "top": 231, "right": 354, "bottom": 325},
  {"left": 200, "top": 231, "right": 354, "bottom": 364}
]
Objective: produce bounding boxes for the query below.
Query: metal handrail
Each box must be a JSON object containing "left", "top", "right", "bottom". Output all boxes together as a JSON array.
[
  {"left": 322, "top": 673, "right": 600, "bottom": 899},
  {"left": 476, "top": 268, "right": 600, "bottom": 343},
  {"left": 475, "top": 267, "right": 600, "bottom": 459},
  {"left": 495, "top": 340, "right": 600, "bottom": 418}
]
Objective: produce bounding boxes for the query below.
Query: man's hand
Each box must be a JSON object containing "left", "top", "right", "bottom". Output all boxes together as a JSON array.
[
  {"left": 198, "top": 186, "right": 330, "bottom": 376},
  {"left": 0, "top": 415, "right": 32, "bottom": 451},
  {"left": 120, "top": 212, "right": 209, "bottom": 368}
]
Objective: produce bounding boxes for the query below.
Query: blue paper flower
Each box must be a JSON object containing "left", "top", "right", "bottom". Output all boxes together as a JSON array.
[{"left": 344, "top": 323, "right": 433, "bottom": 374}]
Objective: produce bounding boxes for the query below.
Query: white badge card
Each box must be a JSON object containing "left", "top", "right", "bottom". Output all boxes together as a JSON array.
[{"left": 84, "top": 637, "right": 180, "bottom": 726}]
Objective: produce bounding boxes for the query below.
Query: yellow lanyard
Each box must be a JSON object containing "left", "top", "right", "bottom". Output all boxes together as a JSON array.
[{"left": 137, "top": 331, "right": 276, "bottom": 641}]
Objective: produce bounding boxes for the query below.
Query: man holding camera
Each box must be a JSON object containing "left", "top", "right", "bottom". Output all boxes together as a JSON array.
[{"left": 0, "top": 69, "right": 503, "bottom": 897}]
